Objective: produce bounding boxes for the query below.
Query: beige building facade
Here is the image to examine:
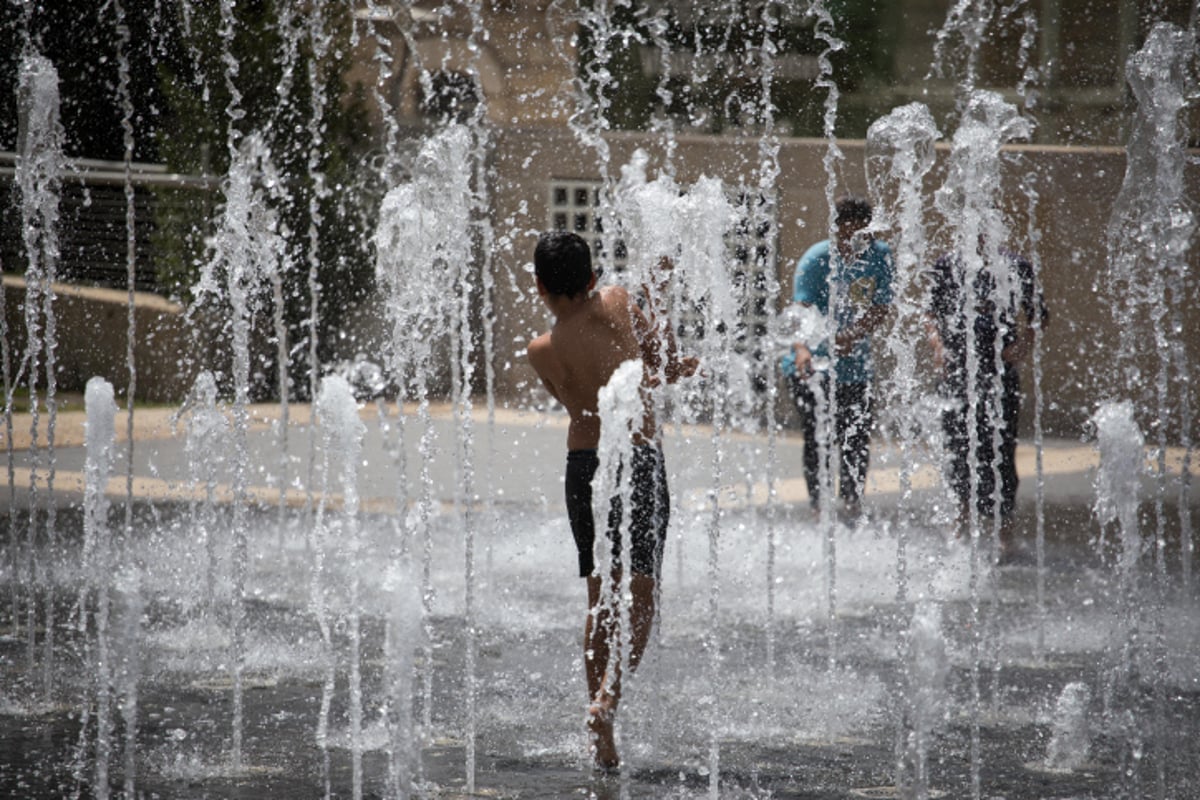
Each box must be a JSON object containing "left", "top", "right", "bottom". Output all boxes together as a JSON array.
[
  {"left": 481, "top": 126, "right": 1198, "bottom": 441},
  {"left": 340, "top": 2, "right": 1198, "bottom": 442},
  {"left": 5, "top": 3, "right": 1193, "bottom": 445}
]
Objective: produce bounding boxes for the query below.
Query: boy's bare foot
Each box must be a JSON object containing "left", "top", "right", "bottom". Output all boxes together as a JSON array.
[{"left": 587, "top": 696, "right": 619, "bottom": 770}]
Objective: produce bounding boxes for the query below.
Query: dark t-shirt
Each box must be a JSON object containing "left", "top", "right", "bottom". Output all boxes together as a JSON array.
[{"left": 927, "top": 248, "right": 1047, "bottom": 396}]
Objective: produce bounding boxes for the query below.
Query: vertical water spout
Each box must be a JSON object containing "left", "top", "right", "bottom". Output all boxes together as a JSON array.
[
  {"left": 594, "top": 358, "right": 644, "bottom": 775},
  {"left": 901, "top": 602, "right": 948, "bottom": 799},
  {"left": 179, "top": 371, "right": 229, "bottom": 609},
  {"left": 1111, "top": 22, "right": 1195, "bottom": 598},
  {"left": 564, "top": 0, "right": 617, "bottom": 185},
  {"left": 16, "top": 50, "right": 66, "bottom": 689},
  {"left": 316, "top": 375, "right": 368, "bottom": 799},
  {"left": 81, "top": 377, "right": 118, "bottom": 800},
  {"left": 865, "top": 101, "right": 942, "bottom": 798},
  {"left": 196, "top": 133, "right": 286, "bottom": 773},
  {"left": 1093, "top": 402, "right": 1146, "bottom": 589},
  {"left": 384, "top": 557, "right": 423, "bottom": 799},
  {"left": 1104, "top": 26, "right": 1196, "bottom": 797},
  {"left": 264, "top": 2, "right": 302, "bottom": 541},
  {"left": 0, "top": 253, "right": 14, "bottom": 638},
  {"left": 752, "top": 0, "right": 784, "bottom": 675},
  {"left": 459, "top": 3, "right": 497, "bottom": 787},
  {"left": 929, "top": 0, "right": 994, "bottom": 113},
  {"left": 110, "top": 0, "right": 139, "bottom": 565},
  {"left": 1018, "top": 170, "right": 1049, "bottom": 658},
  {"left": 1043, "top": 682, "right": 1091, "bottom": 772},
  {"left": 113, "top": 565, "right": 143, "bottom": 799},
  {"left": 1092, "top": 400, "right": 1147, "bottom": 793},
  {"left": 810, "top": 0, "right": 846, "bottom": 666},
  {"left": 373, "top": 124, "right": 475, "bottom": 772},
  {"left": 304, "top": 2, "right": 333, "bottom": 502},
  {"left": 612, "top": 158, "right": 738, "bottom": 793},
  {"left": 865, "top": 101, "right": 940, "bottom": 606},
  {"left": 933, "top": 89, "right": 1033, "bottom": 800}
]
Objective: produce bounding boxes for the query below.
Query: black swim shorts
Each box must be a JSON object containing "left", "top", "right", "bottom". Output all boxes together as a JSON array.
[{"left": 564, "top": 444, "right": 669, "bottom": 578}]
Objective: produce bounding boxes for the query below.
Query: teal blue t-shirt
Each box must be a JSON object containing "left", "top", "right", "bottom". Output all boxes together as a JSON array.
[{"left": 780, "top": 238, "right": 894, "bottom": 384}]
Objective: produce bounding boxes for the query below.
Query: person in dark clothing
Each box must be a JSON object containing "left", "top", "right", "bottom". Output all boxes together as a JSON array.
[{"left": 926, "top": 239, "right": 1048, "bottom": 554}]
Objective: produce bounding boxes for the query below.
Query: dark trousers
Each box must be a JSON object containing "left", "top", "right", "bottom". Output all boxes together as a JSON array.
[
  {"left": 791, "top": 374, "right": 874, "bottom": 507},
  {"left": 942, "top": 368, "right": 1021, "bottom": 520}
]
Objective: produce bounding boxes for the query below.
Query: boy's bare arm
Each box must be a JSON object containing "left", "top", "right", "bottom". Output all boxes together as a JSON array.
[
  {"left": 660, "top": 323, "right": 698, "bottom": 383},
  {"left": 629, "top": 293, "right": 697, "bottom": 384},
  {"left": 527, "top": 337, "right": 564, "bottom": 403}
]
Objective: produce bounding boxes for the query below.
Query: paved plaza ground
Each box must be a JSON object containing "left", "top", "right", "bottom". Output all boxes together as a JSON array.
[{"left": 1, "top": 398, "right": 1197, "bottom": 799}]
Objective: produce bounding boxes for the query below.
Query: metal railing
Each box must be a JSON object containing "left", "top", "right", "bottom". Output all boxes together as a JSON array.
[{"left": 0, "top": 153, "right": 216, "bottom": 293}]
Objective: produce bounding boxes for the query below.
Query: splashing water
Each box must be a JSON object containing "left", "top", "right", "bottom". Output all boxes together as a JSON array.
[
  {"left": 2, "top": 7, "right": 1199, "bottom": 800},
  {"left": 1043, "top": 681, "right": 1092, "bottom": 772},
  {"left": 901, "top": 601, "right": 949, "bottom": 800},
  {"left": 865, "top": 102, "right": 941, "bottom": 608},
  {"left": 1092, "top": 401, "right": 1146, "bottom": 574},
  {"left": 195, "top": 132, "right": 287, "bottom": 774},
  {"left": 15, "top": 51, "right": 66, "bottom": 699},
  {"left": 81, "top": 377, "right": 120, "bottom": 799},
  {"left": 314, "top": 374, "right": 368, "bottom": 799}
]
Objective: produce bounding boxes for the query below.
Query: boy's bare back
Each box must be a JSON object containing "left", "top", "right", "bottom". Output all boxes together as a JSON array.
[{"left": 528, "top": 284, "right": 654, "bottom": 450}]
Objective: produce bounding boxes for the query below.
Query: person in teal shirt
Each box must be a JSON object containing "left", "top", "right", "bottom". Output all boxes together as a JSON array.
[{"left": 782, "top": 196, "right": 893, "bottom": 516}]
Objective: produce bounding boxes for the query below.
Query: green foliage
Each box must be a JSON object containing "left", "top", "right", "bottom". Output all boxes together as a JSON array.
[
  {"left": 150, "top": 1, "right": 378, "bottom": 398},
  {"left": 0, "top": 0, "right": 171, "bottom": 160},
  {"left": 0, "top": 1, "right": 380, "bottom": 400},
  {"left": 576, "top": 1, "right": 896, "bottom": 138}
]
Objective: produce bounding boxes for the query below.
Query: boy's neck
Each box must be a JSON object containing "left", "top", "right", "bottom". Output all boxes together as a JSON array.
[{"left": 546, "top": 290, "right": 594, "bottom": 321}]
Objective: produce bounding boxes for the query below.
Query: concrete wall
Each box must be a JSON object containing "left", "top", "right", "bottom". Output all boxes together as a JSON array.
[
  {"left": 2, "top": 276, "right": 217, "bottom": 404},
  {"left": 486, "top": 127, "right": 1200, "bottom": 442}
]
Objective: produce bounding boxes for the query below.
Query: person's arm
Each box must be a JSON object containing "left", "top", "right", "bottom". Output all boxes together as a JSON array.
[
  {"left": 789, "top": 248, "right": 822, "bottom": 375},
  {"left": 527, "top": 337, "right": 564, "bottom": 403},
  {"left": 834, "top": 303, "right": 889, "bottom": 356},
  {"left": 924, "top": 316, "right": 946, "bottom": 371},
  {"left": 640, "top": 255, "right": 673, "bottom": 322},
  {"left": 630, "top": 277, "right": 698, "bottom": 385},
  {"left": 1002, "top": 254, "right": 1047, "bottom": 365}
]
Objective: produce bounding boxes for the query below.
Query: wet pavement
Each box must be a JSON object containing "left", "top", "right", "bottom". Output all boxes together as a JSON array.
[{"left": 1, "top": 400, "right": 1198, "bottom": 798}]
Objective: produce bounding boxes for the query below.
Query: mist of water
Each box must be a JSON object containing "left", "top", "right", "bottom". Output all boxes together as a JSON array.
[{"left": 1043, "top": 681, "right": 1092, "bottom": 772}]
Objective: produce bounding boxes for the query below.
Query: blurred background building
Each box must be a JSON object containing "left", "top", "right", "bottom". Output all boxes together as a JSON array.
[{"left": 1, "top": 0, "right": 1197, "bottom": 439}]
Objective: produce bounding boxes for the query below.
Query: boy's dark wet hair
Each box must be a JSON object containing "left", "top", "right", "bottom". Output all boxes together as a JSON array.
[
  {"left": 535, "top": 231, "right": 594, "bottom": 297},
  {"left": 835, "top": 195, "right": 872, "bottom": 227}
]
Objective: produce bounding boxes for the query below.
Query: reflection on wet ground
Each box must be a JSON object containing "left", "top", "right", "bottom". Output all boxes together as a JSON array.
[{"left": 2, "top": 497, "right": 1197, "bottom": 799}]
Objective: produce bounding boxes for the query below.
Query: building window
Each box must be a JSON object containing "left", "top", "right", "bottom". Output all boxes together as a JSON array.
[
  {"left": 547, "top": 179, "right": 627, "bottom": 271},
  {"left": 545, "top": 180, "right": 776, "bottom": 372}
]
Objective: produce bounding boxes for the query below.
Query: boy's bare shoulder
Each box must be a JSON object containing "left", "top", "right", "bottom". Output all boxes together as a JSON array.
[
  {"left": 527, "top": 331, "right": 554, "bottom": 366},
  {"left": 599, "top": 284, "right": 632, "bottom": 306}
]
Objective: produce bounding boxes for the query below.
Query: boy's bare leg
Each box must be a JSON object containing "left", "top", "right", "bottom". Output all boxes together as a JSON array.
[
  {"left": 627, "top": 573, "right": 656, "bottom": 673},
  {"left": 584, "top": 576, "right": 609, "bottom": 701},
  {"left": 582, "top": 572, "right": 658, "bottom": 769},
  {"left": 585, "top": 575, "right": 619, "bottom": 768}
]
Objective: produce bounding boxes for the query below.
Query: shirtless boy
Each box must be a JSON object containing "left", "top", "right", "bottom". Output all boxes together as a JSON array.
[{"left": 526, "top": 230, "right": 697, "bottom": 769}]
